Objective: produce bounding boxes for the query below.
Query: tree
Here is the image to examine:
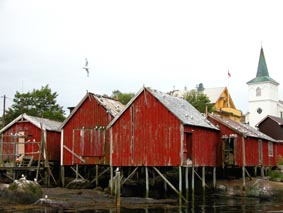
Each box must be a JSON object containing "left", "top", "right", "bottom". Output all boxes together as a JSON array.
[
  {"left": 183, "top": 89, "right": 213, "bottom": 113},
  {"left": 3, "top": 85, "right": 65, "bottom": 125},
  {"left": 111, "top": 90, "right": 135, "bottom": 105}
]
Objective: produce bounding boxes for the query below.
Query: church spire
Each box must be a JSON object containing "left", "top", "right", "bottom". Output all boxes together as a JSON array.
[
  {"left": 247, "top": 47, "right": 279, "bottom": 85},
  {"left": 256, "top": 47, "right": 269, "bottom": 78}
]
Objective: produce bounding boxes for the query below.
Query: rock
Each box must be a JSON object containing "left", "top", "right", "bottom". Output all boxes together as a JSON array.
[
  {"left": 0, "top": 183, "right": 9, "bottom": 196},
  {"left": 65, "top": 178, "right": 93, "bottom": 189},
  {"left": 246, "top": 179, "right": 273, "bottom": 199},
  {"left": 2, "top": 176, "right": 42, "bottom": 204},
  {"left": 34, "top": 195, "right": 70, "bottom": 209}
]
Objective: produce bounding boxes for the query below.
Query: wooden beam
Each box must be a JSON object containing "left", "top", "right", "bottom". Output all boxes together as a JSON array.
[
  {"left": 63, "top": 145, "right": 85, "bottom": 163},
  {"left": 153, "top": 167, "right": 187, "bottom": 203},
  {"left": 121, "top": 167, "right": 138, "bottom": 185}
]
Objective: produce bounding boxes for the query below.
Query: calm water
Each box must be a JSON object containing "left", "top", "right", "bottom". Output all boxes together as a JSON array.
[{"left": 2, "top": 193, "right": 283, "bottom": 213}]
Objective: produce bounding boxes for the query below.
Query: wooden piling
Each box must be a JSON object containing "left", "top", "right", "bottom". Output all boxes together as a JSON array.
[
  {"left": 179, "top": 166, "right": 182, "bottom": 205},
  {"left": 145, "top": 166, "right": 149, "bottom": 198}
]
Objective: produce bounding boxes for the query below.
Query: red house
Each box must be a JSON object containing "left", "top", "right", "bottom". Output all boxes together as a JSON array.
[
  {"left": 109, "top": 87, "right": 219, "bottom": 168},
  {"left": 208, "top": 114, "right": 277, "bottom": 169},
  {"left": 256, "top": 115, "right": 283, "bottom": 159},
  {"left": 0, "top": 113, "right": 62, "bottom": 165},
  {"left": 60, "top": 92, "right": 124, "bottom": 167}
]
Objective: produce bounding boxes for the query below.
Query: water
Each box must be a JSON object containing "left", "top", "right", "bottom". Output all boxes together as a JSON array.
[{"left": 2, "top": 193, "right": 283, "bottom": 213}]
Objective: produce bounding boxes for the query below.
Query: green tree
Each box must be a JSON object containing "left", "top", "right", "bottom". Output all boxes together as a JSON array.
[
  {"left": 3, "top": 85, "right": 65, "bottom": 125},
  {"left": 111, "top": 90, "right": 135, "bottom": 105},
  {"left": 183, "top": 89, "right": 213, "bottom": 113}
]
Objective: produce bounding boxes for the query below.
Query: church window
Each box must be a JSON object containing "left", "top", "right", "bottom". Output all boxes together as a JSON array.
[{"left": 256, "top": 87, "right": 261, "bottom": 96}]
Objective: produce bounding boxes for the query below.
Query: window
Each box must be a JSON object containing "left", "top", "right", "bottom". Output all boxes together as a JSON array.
[
  {"left": 268, "top": 142, "right": 274, "bottom": 157},
  {"left": 256, "top": 87, "right": 261, "bottom": 96}
]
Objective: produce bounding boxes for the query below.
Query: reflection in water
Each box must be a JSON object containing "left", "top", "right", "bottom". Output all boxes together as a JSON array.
[{"left": 2, "top": 192, "right": 283, "bottom": 212}]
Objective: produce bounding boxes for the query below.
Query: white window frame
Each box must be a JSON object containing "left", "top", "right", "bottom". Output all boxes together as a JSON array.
[{"left": 268, "top": 142, "right": 273, "bottom": 157}]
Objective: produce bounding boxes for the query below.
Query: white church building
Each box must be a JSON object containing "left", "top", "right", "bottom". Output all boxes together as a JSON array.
[{"left": 246, "top": 47, "right": 283, "bottom": 127}]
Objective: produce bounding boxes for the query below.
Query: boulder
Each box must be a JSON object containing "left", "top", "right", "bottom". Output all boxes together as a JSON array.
[
  {"left": 2, "top": 175, "right": 42, "bottom": 204},
  {"left": 65, "top": 178, "right": 93, "bottom": 189}
]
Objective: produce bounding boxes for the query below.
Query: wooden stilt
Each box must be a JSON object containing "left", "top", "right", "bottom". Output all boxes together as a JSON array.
[
  {"left": 254, "top": 166, "right": 257, "bottom": 177},
  {"left": 145, "top": 166, "right": 149, "bottom": 198},
  {"left": 261, "top": 166, "right": 265, "bottom": 177},
  {"left": 61, "top": 166, "right": 65, "bottom": 187},
  {"left": 96, "top": 165, "right": 99, "bottom": 187},
  {"left": 164, "top": 180, "right": 167, "bottom": 197},
  {"left": 152, "top": 167, "right": 187, "bottom": 202},
  {"left": 110, "top": 166, "right": 113, "bottom": 196},
  {"left": 213, "top": 167, "right": 216, "bottom": 189},
  {"left": 191, "top": 166, "right": 195, "bottom": 207},
  {"left": 76, "top": 164, "right": 79, "bottom": 179},
  {"left": 179, "top": 166, "right": 182, "bottom": 205},
  {"left": 185, "top": 167, "right": 189, "bottom": 201},
  {"left": 242, "top": 166, "right": 246, "bottom": 191},
  {"left": 115, "top": 170, "right": 121, "bottom": 208},
  {"left": 202, "top": 167, "right": 206, "bottom": 191}
]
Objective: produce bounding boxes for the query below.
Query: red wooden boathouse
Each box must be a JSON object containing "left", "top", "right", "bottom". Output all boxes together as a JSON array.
[
  {"left": 0, "top": 113, "right": 62, "bottom": 163},
  {"left": 60, "top": 92, "right": 124, "bottom": 184},
  {"left": 108, "top": 87, "right": 219, "bottom": 200},
  {"left": 208, "top": 113, "right": 277, "bottom": 188}
]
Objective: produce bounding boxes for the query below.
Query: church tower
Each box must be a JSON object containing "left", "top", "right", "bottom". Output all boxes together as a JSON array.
[{"left": 247, "top": 47, "right": 280, "bottom": 127}]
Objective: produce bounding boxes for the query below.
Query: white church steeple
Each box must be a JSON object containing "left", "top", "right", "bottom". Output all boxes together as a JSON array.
[{"left": 247, "top": 47, "right": 282, "bottom": 127}]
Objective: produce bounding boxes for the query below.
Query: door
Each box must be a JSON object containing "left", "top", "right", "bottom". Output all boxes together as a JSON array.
[
  {"left": 184, "top": 133, "right": 192, "bottom": 164},
  {"left": 17, "top": 131, "right": 25, "bottom": 156}
]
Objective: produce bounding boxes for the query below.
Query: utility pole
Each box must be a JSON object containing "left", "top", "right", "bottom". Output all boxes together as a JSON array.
[{"left": 1, "top": 95, "right": 6, "bottom": 125}]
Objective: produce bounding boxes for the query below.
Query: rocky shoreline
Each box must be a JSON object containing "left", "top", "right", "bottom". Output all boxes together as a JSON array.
[{"left": 1, "top": 177, "right": 283, "bottom": 212}]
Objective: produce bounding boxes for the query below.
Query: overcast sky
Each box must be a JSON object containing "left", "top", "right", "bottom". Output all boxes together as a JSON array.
[{"left": 1, "top": 0, "right": 283, "bottom": 115}]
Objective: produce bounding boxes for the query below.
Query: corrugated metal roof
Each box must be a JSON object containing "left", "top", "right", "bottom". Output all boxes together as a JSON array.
[
  {"left": 94, "top": 95, "right": 124, "bottom": 117},
  {"left": 209, "top": 113, "right": 276, "bottom": 142},
  {"left": 149, "top": 88, "right": 218, "bottom": 130},
  {"left": 108, "top": 87, "right": 219, "bottom": 131},
  {"left": 60, "top": 92, "right": 124, "bottom": 129},
  {"left": 0, "top": 113, "right": 62, "bottom": 133}
]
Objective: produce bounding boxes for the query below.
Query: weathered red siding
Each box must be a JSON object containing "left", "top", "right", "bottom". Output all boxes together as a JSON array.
[
  {"left": 111, "top": 90, "right": 181, "bottom": 166},
  {"left": 184, "top": 126, "right": 220, "bottom": 167},
  {"left": 1, "top": 121, "right": 60, "bottom": 161},
  {"left": 111, "top": 89, "right": 220, "bottom": 167},
  {"left": 62, "top": 95, "right": 113, "bottom": 166},
  {"left": 208, "top": 116, "right": 276, "bottom": 167}
]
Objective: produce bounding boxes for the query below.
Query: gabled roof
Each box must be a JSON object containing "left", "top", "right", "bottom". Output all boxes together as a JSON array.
[
  {"left": 108, "top": 87, "right": 219, "bottom": 131},
  {"left": 0, "top": 113, "right": 62, "bottom": 133},
  {"left": 247, "top": 47, "right": 279, "bottom": 85},
  {"left": 256, "top": 115, "right": 283, "bottom": 127},
  {"left": 60, "top": 92, "right": 124, "bottom": 129},
  {"left": 170, "top": 87, "right": 228, "bottom": 104},
  {"left": 202, "top": 87, "right": 226, "bottom": 104},
  {"left": 209, "top": 113, "right": 276, "bottom": 142}
]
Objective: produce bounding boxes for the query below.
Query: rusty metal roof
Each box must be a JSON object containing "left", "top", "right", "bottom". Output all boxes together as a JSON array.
[
  {"left": 0, "top": 113, "right": 62, "bottom": 133},
  {"left": 94, "top": 95, "right": 124, "bottom": 117},
  {"left": 108, "top": 87, "right": 219, "bottom": 131},
  {"left": 60, "top": 92, "right": 124, "bottom": 129},
  {"left": 209, "top": 113, "right": 276, "bottom": 142}
]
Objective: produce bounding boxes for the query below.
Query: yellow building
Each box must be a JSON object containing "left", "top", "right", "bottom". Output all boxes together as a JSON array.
[{"left": 170, "top": 86, "right": 242, "bottom": 122}]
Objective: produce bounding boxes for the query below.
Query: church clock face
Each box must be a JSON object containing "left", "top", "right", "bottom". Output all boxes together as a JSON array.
[{"left": 257, "top": 107, "right": 262, "bottom": 114}]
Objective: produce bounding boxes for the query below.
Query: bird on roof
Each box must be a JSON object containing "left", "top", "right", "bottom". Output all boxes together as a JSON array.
[{"left": 83, "top": 58, "right": 90, "bottom": 77}]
